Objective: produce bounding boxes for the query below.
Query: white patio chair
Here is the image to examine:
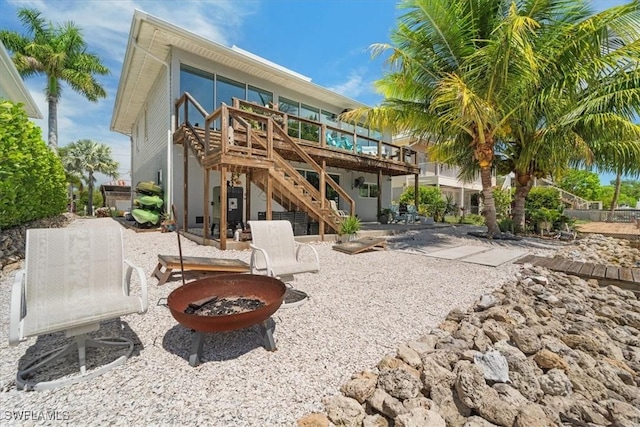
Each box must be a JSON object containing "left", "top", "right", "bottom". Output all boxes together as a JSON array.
[
  {"left": 329, "top": 200, "right": 348, "bottom": 218},
  {"left": 9, "top": 226, "right": 148, "bottom": 390},
  {"left": 248, "top": 220, "right": 319, "bottom": 307}
]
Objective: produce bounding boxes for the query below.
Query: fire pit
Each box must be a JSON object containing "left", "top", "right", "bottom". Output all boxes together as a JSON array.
[{"left": 167, "top": 274, "right": 286, "bottom": 366}]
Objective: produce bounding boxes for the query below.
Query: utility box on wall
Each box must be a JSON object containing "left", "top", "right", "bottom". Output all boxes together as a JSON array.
[{"left": 211, "top": 186, "right": 244, "bottom": 236}]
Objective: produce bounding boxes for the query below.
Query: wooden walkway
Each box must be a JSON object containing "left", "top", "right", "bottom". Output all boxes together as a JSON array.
[{"left": 515, "top": 254, "right": 640, "bottom": 294}]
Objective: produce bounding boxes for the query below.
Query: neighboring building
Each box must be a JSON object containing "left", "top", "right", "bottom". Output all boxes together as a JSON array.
[
  {"left": 392, "top": 135, "right": 487, "bottom": 214},
  {"left": 0, "top": 41, "right": 42, "bottom": 118},
  {"left": 100, "top": 181, "right": 132, "bottom": 212},
  {"left": 111, "top": 10, "right": 419, "bottom": 248}
]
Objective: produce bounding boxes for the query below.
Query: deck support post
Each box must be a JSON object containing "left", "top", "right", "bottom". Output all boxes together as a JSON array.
[
  {"left": 183, "top": 140, "right": 188, "bottom": 231},
  {"left": 414, "top": 173, "right": 419, "bottom": 208},
  {"left": 220, "top": 166, "right": 227, "bottom": 250},
  {"left": 378, "top": 170, "right": 383, "bottom": 219},
  {"left": 204, "top": 168, "right": 210, "bottom": 240}
]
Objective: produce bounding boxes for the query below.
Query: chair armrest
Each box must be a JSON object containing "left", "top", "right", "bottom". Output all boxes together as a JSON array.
[
  {"left": 249, "top": 244, "right": 274, "bottom": 277},
  {"left": 124, "top": 259, "right": 149, "bottom": 313},
  {"left": 9, "top": 270, "right": 25, "bottom": 345},
  {"left": 295, "top": 242, "right": 320, "bottom": 268}
]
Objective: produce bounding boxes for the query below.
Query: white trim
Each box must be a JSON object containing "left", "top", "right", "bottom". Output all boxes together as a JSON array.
[{"left": 0, "top": 41, "right": 42, "bottom": 119}]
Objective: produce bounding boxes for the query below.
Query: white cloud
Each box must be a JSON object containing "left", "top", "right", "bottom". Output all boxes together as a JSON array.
[
  {"left": 7, "top": 0, "right": 257, "bottom": 184},
  {"left": 8, "top": 0, "right": 252, "bottom": 61},
  {"left": 328, "top": 70, "right": 366, "bottom": 98}
]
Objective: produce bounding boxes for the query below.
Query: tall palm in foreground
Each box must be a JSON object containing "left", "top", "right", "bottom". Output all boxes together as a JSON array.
[
  {"left": 0, "top": 8, "right": 109, "bottom": 150},
  {"left": 342, "top": 0, "right": 546, "bottom": 236},
  {"left": 61, "top": 139, "right": 118, "bottom": 216}
]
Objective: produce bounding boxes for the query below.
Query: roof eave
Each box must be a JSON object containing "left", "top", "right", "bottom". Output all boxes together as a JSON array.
[{"left": 0, "top": 41, "right": 43, "bottom": 119}]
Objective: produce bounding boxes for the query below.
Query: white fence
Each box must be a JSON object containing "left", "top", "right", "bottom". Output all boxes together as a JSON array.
[{"left": 565, "top": 209, "right": 640, "bottom": 223}]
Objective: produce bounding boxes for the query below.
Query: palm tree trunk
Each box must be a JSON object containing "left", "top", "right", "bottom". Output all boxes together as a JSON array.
[
  {"left": 512, "top": 170, "right": 533, "bottom": 233},
  {"left": 607, "top": 170, "right": 622, "bottom": 222},
  {"left": 480, "top": 166, "right": 499, "bottom": 236},
  {"left": 48, "top": 94, "right": 58, "bottom": 151},
  {"left": 87, "top": 172, "right": 94, "bottom": 216}
]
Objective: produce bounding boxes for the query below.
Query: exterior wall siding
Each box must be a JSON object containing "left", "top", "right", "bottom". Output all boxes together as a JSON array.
[{"left": 131, "top": 67, "right": 170, "bottom": 205}]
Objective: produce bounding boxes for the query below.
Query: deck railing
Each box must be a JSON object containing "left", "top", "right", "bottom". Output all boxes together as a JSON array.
[{"left": 234, "top": 98, "right": 417, "bottom": 166}]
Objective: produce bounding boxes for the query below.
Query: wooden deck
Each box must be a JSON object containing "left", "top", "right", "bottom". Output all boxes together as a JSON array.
[{"left": 515, "top": 254, "right": 640, "bottom": 294}]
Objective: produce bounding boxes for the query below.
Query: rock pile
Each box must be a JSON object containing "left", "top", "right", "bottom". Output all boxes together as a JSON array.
[
  {"left": 556, "top": 234, "right": 640, "bottom": 268},
  {"left": 300, "top": 266, "right": 640, "bottom": 427},
  {"left": 0, "top": 214, "right": 73, "bottom": 272}
]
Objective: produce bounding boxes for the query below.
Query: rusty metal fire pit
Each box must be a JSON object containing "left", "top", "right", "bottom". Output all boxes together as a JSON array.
[{"left": 167, "top": 274, "right": 286, "bottom": 366}]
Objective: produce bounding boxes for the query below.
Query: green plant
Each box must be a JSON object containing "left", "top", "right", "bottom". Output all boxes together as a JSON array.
[
  {"left": 492, "top": 187, "right": 512, "bottom": 220},
  {"left": 339, "top": 215, "right": 361, "bottom": 236},
  {"left": 0, "top": 100, "right": 67, "bottom": 229},
  {"left": 498, "top": 218, "right": 514, "bottom": 233},
  {"left": 459, "top": 214, "right": 485, "bottom": 226},
  {"left": 399, "top": 185, "right": 442, "bottom": 206},
  {"left": 417, "top": 204, "right": 431, "bottom": 217}
]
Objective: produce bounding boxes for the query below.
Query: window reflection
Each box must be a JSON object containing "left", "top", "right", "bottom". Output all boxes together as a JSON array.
[{"left": 180, "top": 65, "right": 213, "bottom": 126}]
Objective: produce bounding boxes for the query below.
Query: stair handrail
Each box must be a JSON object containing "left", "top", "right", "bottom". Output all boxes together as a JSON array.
[
  {"left": 227, "top": 109, "right": 324, "bottom": 203},
  {"left": 269, "top": 117, "right": 355, "bottom": 216},
  {"left": 538, "top": 178, "right": 590, "bottom": 208},
  {"left": 174, "top": 92, "right": 209, "bottom": 129},
  {"left": 228, "top": 101, "right": 355, "bottom": 216}
]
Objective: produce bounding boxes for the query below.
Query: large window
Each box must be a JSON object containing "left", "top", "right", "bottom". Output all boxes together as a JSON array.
[
  {"left": 300, "top": 104, "right": 320, "bottom": 143},
  {"left": 180, "top": 65, "right": 214, "bottom": 126},
  {"left": 248, "top": 85, "right": 273, "bottom": 106},
  {"left": 180, "top": 64, "right": 274, "bottom": 128},
  {"left": 296, "top": 169, "right": 340, "bottom": 201},
  {"left": 359, "top": 183, "right": 379, "bottom": 198},
  {"left": 216, "top": 76, "right": 245, "bottom": 108}
]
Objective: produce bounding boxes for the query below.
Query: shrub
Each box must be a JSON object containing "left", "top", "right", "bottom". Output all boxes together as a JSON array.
[
  {"left": 399, "top": 185, "right": 442, "bottom": 206},
  {"left": 498, "top": 217, "right": 515, "bottom": 233},
  {"left": 77, "top": 189, "right": 103, "bottom": 215},
  {"left": 525, "top": 187, "right": 564, "bottom": 233},
  {"left": 0, "top": 100, "right": 67, "bottom": 229},
  {"left": 460, "top": 214, "right": 485, "bottom": 225}
]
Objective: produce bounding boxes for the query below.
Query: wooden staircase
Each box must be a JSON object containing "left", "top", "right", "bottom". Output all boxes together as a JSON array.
[
  {"left": 242, "top": 118, "right": 347, "bottom": 233},
  {"left": 176, "top": 111, "right": 349, "bottom": 234}
]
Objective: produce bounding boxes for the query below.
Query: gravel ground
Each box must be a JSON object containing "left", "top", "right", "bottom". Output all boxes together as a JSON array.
[{"left": 0, "top": 218, "right": 562, "bottom": 426}]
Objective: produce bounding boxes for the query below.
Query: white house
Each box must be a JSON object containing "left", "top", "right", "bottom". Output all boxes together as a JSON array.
[
  {"left": 392, "top": 135, "right": 486, "bottom": 214},
  {"left": 0, "top": 41, "right": 42, "bottom": 118},
  {"left": 111, "top": 10, "right": 420, "bottom": 248}
]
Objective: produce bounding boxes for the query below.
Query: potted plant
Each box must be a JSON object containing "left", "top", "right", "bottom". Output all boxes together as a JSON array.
[
  {"left": 339, "top": 215, "right": 361, "bottom": 242},
  {"left": 378, "top": 208, "right": 392, "bottom": 224},
  {"left": 418, "top": 204, "right": 434, "bottom": 225}
]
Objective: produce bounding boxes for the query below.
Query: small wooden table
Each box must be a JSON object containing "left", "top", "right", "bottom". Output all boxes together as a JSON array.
[
  {"left": 152, "top": 255, "right": 250, "bottom": 286},
  {"left": 332, "top": 237, "right": 387, "bottom": 255}
]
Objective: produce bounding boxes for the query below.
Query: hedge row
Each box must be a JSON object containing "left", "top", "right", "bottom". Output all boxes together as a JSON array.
[{"left": 0, "top": 100, "right": 67, "bottom": 229}]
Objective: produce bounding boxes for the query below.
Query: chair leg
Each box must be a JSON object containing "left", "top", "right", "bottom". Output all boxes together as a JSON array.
[
  {"left": 261, "top": 318, "right": 276, "bottom": 351},
  {"left": 189, "top": 331, "right": 205, "bottom": 367},
  {"left": 16, "top": 334, "right": 134, "bottom": 391}
]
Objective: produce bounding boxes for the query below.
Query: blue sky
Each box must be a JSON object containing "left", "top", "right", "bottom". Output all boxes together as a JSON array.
[{"left": 0, "top": 0, "right": 632, "bottom": 185}]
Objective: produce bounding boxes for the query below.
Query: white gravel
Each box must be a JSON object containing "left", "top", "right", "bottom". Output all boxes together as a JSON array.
[{"left": 0, "top": 218, "right": 561, "bottom": 426}]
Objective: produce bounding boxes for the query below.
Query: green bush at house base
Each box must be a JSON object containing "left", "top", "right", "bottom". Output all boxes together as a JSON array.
[{"left": 0, "top": 100, "right": 67, "bottom": 228}]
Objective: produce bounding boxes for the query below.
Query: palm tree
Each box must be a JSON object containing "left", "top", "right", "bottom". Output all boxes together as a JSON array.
[
  {"left": 342, "top": 0, "right": 547, "bottom": 236},
  {"left": 60, "top": 139, "right": 118, "bottom": 216},
  {"left": 504, "top": 1, "right": 640, "bottom": 231},
  {"left": 0, "top": 8, "right": 109, "bottom": 150}
]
